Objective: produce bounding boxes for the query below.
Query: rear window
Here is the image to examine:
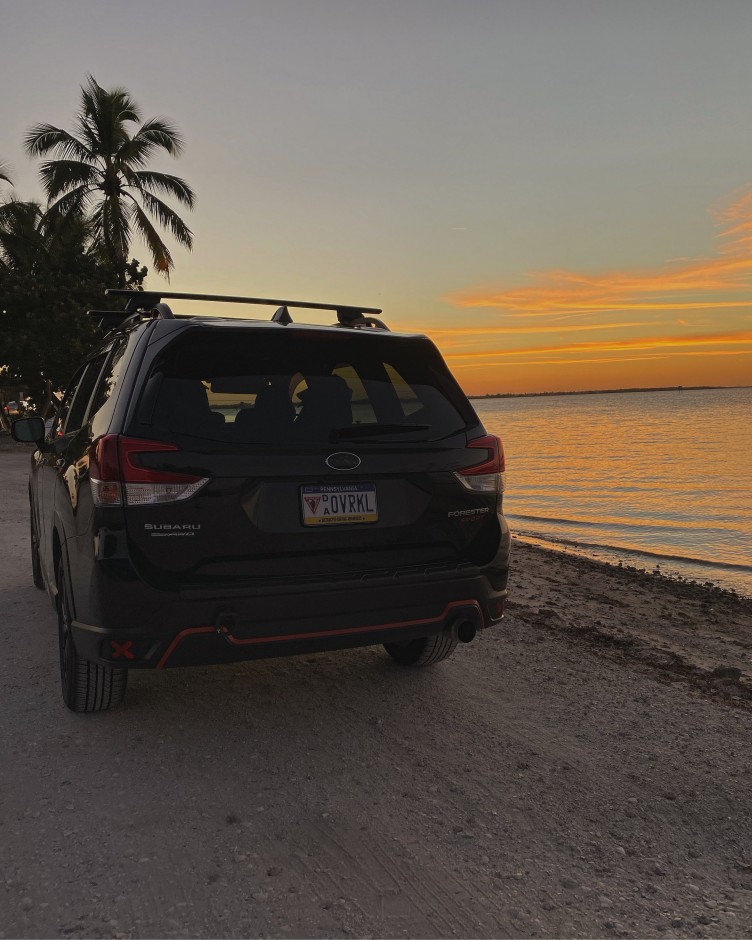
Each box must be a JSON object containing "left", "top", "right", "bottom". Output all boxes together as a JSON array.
[{"left": 133, "top": 328, "right": 474, "bottom": 445}]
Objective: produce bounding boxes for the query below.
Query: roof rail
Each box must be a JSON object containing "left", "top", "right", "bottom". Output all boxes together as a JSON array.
[{"left": 88, "top": 289, "right": 386, "bottom": 330}]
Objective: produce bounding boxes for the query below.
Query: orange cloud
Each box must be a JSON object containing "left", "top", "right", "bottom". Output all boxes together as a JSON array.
[
  {"left": 405, "top": 321, "right": 654, "bottom": 339},
  {"left": 444, "top": 328, "right": 752, "bottom": 361},
  {"left": 445, "top": 189, "right": 752, "bottom": 317},
  {"left": 713, "top": 188, "right": 752, "bottom": 255}
]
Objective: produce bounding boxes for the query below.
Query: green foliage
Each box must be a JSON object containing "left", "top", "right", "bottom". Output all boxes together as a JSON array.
[{"left": 0, "top": 244, "right": 146, "bottom": 397}]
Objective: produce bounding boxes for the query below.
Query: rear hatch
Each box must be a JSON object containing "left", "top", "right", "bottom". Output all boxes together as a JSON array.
[{"left": 120, "top": 326, "right": 502, "bottom": 589}]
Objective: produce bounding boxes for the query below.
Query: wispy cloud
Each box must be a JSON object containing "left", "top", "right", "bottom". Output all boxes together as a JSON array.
[
  {"left": 449, "top": 349, "right": 751, "bottom": 371},
  {"left": 445, "top": 189, "right": 752, "bottom": 317},
  {"left": 407, "top": 321, "right": 655, "bottom": 339},
  {"left": 444, "top": 329, "right": 752, "bottom": 369}
]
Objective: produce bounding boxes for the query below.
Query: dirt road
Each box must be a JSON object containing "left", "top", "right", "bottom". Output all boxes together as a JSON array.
[{"left": 2, "top": 445, "right": 752, "bottom": 939}]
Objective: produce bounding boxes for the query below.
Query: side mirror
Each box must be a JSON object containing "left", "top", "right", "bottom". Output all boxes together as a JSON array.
[{"left": 11, "top": 415, "right": 46, "bottom": 444}]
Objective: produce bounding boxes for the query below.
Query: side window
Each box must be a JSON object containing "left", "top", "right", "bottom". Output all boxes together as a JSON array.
[
  {"left": 63, "top": 354, "right": 107, "bottom": 435},
  {"left": 89, "top": 340, "right": 127, "bottom": 438},
  {"left": 51, "top": 367, "right": 86, "bottom": 439}
]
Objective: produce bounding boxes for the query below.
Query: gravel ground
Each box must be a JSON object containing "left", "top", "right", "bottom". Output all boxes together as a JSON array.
[{"left": 1, "top": 442, "right": 752, "bottom": 939}]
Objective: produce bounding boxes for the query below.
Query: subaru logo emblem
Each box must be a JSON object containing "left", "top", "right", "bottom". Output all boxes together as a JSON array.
[{"left": 325, "top": 452, "right": 361, "bottom": 471}]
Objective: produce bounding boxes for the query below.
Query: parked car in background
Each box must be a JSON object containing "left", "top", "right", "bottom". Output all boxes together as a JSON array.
[
  {"left": 2, "top": 397, "right": 34, "bottom": 419},
  {"left": 12, "top": 289, "right": 511, "bottom": 712}
]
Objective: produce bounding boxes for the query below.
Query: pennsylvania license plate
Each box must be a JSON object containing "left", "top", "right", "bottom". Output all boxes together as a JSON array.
[{"left": 301, "top": 483, "right": 378, "bottom": 526}]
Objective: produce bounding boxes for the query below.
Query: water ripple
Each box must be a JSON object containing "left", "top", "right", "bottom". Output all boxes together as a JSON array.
[{"left": 475, "top": 387, "right": 752, "bottom": 594}]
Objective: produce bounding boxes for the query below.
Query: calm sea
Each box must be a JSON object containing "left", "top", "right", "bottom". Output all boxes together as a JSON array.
[{"left": 473, "top": 387, "right": 752, "bottom": 597}]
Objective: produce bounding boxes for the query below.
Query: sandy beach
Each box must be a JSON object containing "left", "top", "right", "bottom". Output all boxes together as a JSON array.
[
  {"left": 508, "top": 538, "right": 752, "bottom": 706},
  {"left": 3, "top": 437, "right": 752, "bottom": 937}
]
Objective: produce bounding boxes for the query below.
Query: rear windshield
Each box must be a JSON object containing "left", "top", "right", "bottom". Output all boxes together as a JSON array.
[{"left": 134, "top": 328, "right": 474, "bottom": 445}]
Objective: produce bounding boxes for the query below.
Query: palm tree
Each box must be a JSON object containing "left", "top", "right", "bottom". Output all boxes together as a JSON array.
[
  {"left": 0, "top": 199, "right": 94, "bottom": 274},
  {"left": 0, "top": 200, "right": 44, "bottom": 272},
  {"left": 24, "top": 75, "right": 194, "bottom": 285}
]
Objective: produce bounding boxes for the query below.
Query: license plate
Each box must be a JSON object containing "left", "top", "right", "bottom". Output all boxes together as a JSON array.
[{"left": 301, "top": 483, "right": 378, "bottom": 526}]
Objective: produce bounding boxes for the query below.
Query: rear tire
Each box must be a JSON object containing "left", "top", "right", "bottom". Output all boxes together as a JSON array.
[
  {"left": 57, "top": 561, "right": 127, "bottom": 712},
  {"left": 30, "top": 511, "right": 44, "bottom": 590},
  {"left": 384, "top": 633, "right": 458, "bottom": 666}
]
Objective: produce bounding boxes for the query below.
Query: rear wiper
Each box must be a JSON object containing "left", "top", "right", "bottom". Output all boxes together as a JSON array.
[{"left": 332, "top": 423, "right": 430, "bottom": 440}]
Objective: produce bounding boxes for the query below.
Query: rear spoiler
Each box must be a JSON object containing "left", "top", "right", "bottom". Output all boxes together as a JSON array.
[{"left": 87, "top": 290, "right": 388, "bottom": 331}]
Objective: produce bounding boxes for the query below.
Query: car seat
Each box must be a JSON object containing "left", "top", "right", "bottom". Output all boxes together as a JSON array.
[
  {"left": 294, "top": 374, "right": 353, "bottom": 439},
  {"left": 152, "top": 378, "right": 225, "bottom": 436},
  {"left": 234, "top": 383, "right": 296, "bottom": 442}
]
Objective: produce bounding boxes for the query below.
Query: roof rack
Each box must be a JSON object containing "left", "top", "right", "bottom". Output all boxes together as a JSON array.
[{"left": 87, "top": 290, "right": 389, "bottom": 331}]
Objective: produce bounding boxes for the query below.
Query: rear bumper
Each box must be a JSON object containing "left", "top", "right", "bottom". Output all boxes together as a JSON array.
[{"left": 71, "top": 570, "right": 507, "bottom": 668}]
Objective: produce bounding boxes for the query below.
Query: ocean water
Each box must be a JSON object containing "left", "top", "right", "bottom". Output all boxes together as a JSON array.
[{"left": 473, "top": 387, "right": 752, "bottom": 597}]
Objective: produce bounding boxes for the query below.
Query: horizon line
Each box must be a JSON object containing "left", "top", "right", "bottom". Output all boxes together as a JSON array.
[{"left": 469, "top": 384, "right": 751, "bottom": 400}]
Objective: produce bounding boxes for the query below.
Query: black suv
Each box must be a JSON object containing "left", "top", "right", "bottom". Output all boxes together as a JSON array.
[{"left": 13, "top": 290, "right": 510, "bottom": 712}]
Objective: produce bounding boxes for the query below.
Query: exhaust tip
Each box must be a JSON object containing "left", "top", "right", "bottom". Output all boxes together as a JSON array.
[{"left": 455, "top": 620, "right": 477, "bottom": 643}]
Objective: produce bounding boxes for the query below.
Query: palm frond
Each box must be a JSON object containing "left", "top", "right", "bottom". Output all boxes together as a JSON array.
[
  {"left": 127, "top": 169, "right": 195, "bottom": 209},
  {"left": 24, "top": 124, "right": 93, "bottom": 162},
  {"left": 84, "top": 74, "right": 140, "bottom": 124},
  {"left": 129, "top": 118, "right": 185, "bottom": 157},
  {"left": 132, "top": 190, "right": 193, "bottom": 249},
  {"left": 111, "top": 117, "right": 183, "bottom": 170},
  {"left": 45, "top": 186, "right": 94, "bottom": 223},
  {"left": 0, "top": 160, "right": 14, "bottom": 186},
  {"left": 0, "top": 200, "right": 45, "bottom": 269},
  {"left": 78, "top": 75, "right": 140, "bottom": 156},
  {"left": 135, "top": 193, "right": 192, "bottom": 247},
  {"left": 38, "top": 203, "right": 94, "bottom": 260},
  {"left": 39, "top": 160, "right": 99, "bottom": 201},
  {"left": 0, "top": 231, "right": 37, "bottom": 268},
  {"left": 87, "top": 202, "right": 106, "bottom": 245},
  {"left": 0, "top": 199, "right": 43, "bottom": 232},
  {"left": 115, "top": 134, "right": 158, "bottom": 169},
  {"left": 129, "top": 200, "right": 173, "bottom": 277}
]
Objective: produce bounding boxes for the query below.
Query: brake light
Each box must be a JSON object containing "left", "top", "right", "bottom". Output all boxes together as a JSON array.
[
  {"left": 455, "top": 435, "right": 506, "bottom": 494},
  {"left": 90, "top": 435, "right": 210, "bottom": 507},
  {"left": 89, "top": 435, "right": 122, "bottom": 506}
]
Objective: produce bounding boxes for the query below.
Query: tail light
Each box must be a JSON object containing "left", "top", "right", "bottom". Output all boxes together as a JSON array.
[
  {"left": 90, "top": 435, "right": 210, "bottom": 507},
  {"left": 455, "top": 435, "right": 506, "bottom": 495}
]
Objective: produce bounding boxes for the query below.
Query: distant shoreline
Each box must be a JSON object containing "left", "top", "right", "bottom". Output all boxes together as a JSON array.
[{"left": 469, "top": 385, "right": 751, "bottom": 401}]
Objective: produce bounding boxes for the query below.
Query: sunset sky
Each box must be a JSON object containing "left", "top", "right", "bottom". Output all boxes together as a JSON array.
[{"left": 2, "top": 0, "right": 752, "bottom": 394}]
